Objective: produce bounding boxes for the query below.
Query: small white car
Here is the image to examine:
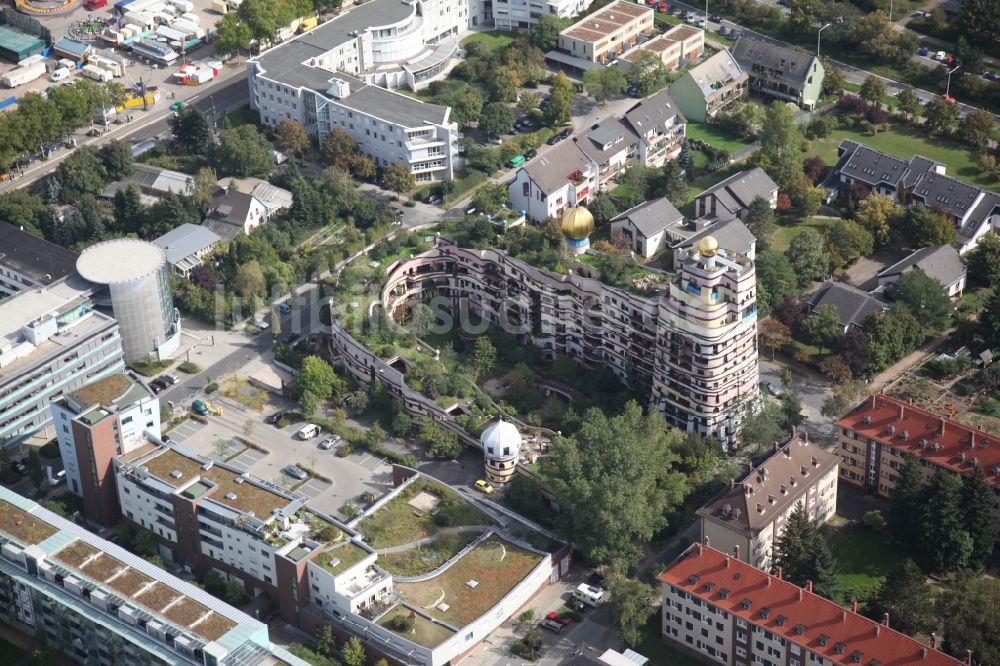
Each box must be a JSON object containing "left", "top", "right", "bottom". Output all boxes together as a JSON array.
[
  {"left": 50, "top": 67, "right": 71, "bottom": 82},
  {"left": 934, "top": 51, "right": 946, "bottom": 61}
]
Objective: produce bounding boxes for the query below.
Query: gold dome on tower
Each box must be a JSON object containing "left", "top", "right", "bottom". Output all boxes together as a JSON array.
[
  {"left": 698, "top": 235, "right": 719, "bottom": 257},
  {"left": 561, "top": 206, "right": 595, "bottom": 241}
]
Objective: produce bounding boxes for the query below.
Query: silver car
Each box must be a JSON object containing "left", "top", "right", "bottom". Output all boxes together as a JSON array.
[
  {"left": 318, "top": 435, "right": 341, "bottom": 450},
  {"left": 284, "top": 465, "right": 308, "bottom": 480}
]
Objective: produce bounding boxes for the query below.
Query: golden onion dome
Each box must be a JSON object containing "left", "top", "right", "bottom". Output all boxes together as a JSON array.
[
  {"left": 561, "top": 206, "right": 595, "bottom": 241},
  {"left": 698, "top": 235, "right": 719, "bottom": 257}
]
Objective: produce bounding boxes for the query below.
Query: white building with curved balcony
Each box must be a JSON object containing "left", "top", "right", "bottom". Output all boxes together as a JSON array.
[{"left": 381, "top": 238, "right": 760, "bottom": 446}]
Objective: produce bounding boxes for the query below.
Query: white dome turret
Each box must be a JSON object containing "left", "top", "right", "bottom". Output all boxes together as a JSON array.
[{"left": 481, "top": 418, "right": 522, "bottom": 485}]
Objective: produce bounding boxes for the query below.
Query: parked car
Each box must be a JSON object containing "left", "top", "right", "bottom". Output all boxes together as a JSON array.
[
  {"left": 50, "top": 67, "right": 71, "bottom": 82},
  {"left": 626, "top": 83, "right": 640, "bottom": 97},
  {"left": 12, "top": 460, "right": 27, "bottom": 476},
  {"left": 265, "top": 411, "right": 286, "bottom": 425},
  {"left": 427, "top": 194, "right": 443, "bottom": 205},
  {"left": 514, "top": 116, "right": 538, "bottom": 131},
  {"left": 254, "top": 317, "right": 270, "bottom": 330},
  {"left": 191, "top": 400, "right": 210, "bottom": 416},
  {"left": 474, "top": 479, "right": 494, "bottom": 494},
  {"left": 318, "top": 435, "right": 341, "bottom": 450},
  {"left": 149, "top": 378, "right": 168, "bottom": 394},
  {"left": 717, "top": 25, "right": 728, "bottom": 35},
  {"left": 525, "top": 148, "right": 538, "bottom": 160},
  {"left": 766, "top": 382, "right": 786, "bottom": 396},
  {"left": 284, "top": 465, "right": 308, "bottom": 480},
  {"left": 934, "top": 51, "right": 947, "bottom": 61},
  {"left": 277, "top": 302, "right": 292, "bottom": 314},
  {"left": 546, "top": 611, "right": 573, "bottom": 625},
  {"left": 540, "top": 619, "right": 565, "bottom": 633},
  {"left": 297, "top": 424, "right": 321, "bottom": 440},
  {"left": 49, "top": 469, "right": 66, "bottom": 486},
  {"left": 984, "top": 72, "right": 1000, "bottom": 81},
  {"left": 710, "top": 13, "right": 722, "bottom": 21},
  {"left": 170, "top": 100, "right": 187, "bottom": 112},
  {"left": 917, "top": 46, "right": 930, "bottom": 56}
]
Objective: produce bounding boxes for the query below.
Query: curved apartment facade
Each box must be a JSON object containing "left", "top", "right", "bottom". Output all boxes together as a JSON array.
[{"left": 381, "top": 240, "right": 760, "bottom": 446}]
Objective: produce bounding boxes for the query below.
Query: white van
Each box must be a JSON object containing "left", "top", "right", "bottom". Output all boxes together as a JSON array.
[
  {"left": 572, "top": 583, "right": 604, "bottom": 607},
  {"left": 297, "top": 424, "right": 321, "bottom": 440}
]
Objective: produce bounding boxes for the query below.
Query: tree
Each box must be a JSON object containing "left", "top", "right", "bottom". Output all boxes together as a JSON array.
[
  {"left": 962, "top": 465, "right": 996, "bottom": 570},
  {"left": 967, "top": 231, "right": 1000, "bottom": 286},
  {"left": 274, "top": 118, "right": 310, "bottom": 159},
  {"left": 57, "top": 147, "right": 108, "bottom": 201},
  {"left": 545, "top": 72, "right": 574, "bottom": 126},
  {"left": 744, "top": 197, "right": 776, "bottom": 251},
  {"left": 716, "top": 102, "right": 766, "bottom": 140},
  {"left": 861, "top": 509, "right": 886, "bottom": 532},
  {"left": 315, "top": 626, "right": 336, "bottom": 657},
  {"left": 321, "top": 128, "right": 359, "bottom": 170},
  {"left": 859, "top": 75, "right": 886, "bottom": 103},
  {"left": 661, "top": 160, "right": 687, "bottom": 203},
  {"left": 802, "top": 156, "right": 825, "bottom": 184},
  {"left": 758, "top": 319, "right": 791, "bottom": 360},
  {"left": 924, "top": 97, "right": 958, "bottom": 134},
  {"left": 588, "top": 191, "right": 620, "bottom": 226},
  {"left": 819, "top": 355, "right": 853, "bottom": 381},
  {"left": 480, "top": 101, "right": 516, "bottom": 138},
  {"left": 234, "top": 260, "right": 266, "bottom": 299},
  {"left": 582, "top": 67, "right": 627, "bottom": 106},
  {"left": 472, "top": 336, "right": 496, "bottom": 379},
  {"left": 419, "top": 418, "right": 461, "bottom": 459},
  {"left": 778, "top": 391, "right": 804, "bottom": 430},
  {"left": 867, "top": 558, "right": 934, "bottom": 635},
  {"left": 920, "top": 469, "right": 972, "bottom": 573},
  {"left": 901, "top": 205, "right": 956, "bottom": 247},
  {"left": 382, "top": 163, "right": 415, "bottom": 198},
  {"left": 215, "top": 13, "right": 252, "bottom": 59},
  {"left": 517, "top": 91, "right": 538, "bottom": 115},
  {"left": 787, "top": 0, "right": 821, "bottom": 34},
  {"left": 755, "top": 102, "right": 803, "bottom": 191},
  {"left": 608, "top": 571, "right": 656, "bottom": 647},
  {"left": 297, "top": 356, "right": 342, "bottom": 401},
  {"left": 740, "top": 401, "right": 787, "bottom": 453},
  {"left": 98, "top": 140, "right": 133, "bottom": 180},
  {"left": 980, "top": 288, "right": 1000, "bottom": 347},
  {"left": 772, "top": 502, "right": 837, "bottom": 598},
  {"left": 785, "top": 228, "right": 829, "bottom": 287},
  {"left": 959, "top": 110, "right": 996, "bottom": 149},
  {"left": 341, "top": 637, "right": 365, "bottom": 666},
  {"left": 756, "top": 250, "right": 799, "bottom": 317},
  {"left": 853, "top": 193, "right": 900, "bottom": 247},
  {"left": 545, "top": 402, "right": 687, "bottom": 565},
  {"left": 823, "top": 67, "right": 846, "bottom": 95},
  {"left": 216, "top": 125, "right": 274, "bottom": 178},
  {"left": 625, "top": 49, "right": 667, "bottom": 97},
  {"left": 825, "top": 219, "right": 874, "bottom": 269},
  {"left": 529, "top": 14, "right": 570, "bottom": 50},
  {"left": 892, "top": 268, "right": 952, "bottom": 332},
  {"left": 172, "top": 107, "right": 212, "bottom": 156},
  {"left": 0, "top": 190, "right": 48, "bottom": 237},
  {"left": 820, "top": 378, "right": 866, "bottom": 417},
  {"left": 112, "top": 185, "right": 146, "bottom": 236},
  {"left": 937, "top": 576, "right": 1000, "bottom": 665},
  {"left": 896, "top": 86, "right": 920, "bottom": 118},
  {"left": 863, "top": 308, "right": 924, "bottom": 372},
  {"left": 237, "top": 0, "right": 280, "bottom": 43},
  {"left": 24, "top": 448, "right": 44, "bottom": 490},
  {"left": 955, "top": 0, "right": 1000, "bottom": 52},
  {"left": 803, "top": 304, "right": 842, "bottom": 353}
]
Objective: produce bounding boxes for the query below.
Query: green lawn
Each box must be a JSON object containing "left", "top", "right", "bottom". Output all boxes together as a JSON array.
[
  {"left": 812, "top": 120, "right": 999, "bottom": 189},
  {"left": 637, "top": 615, "right": 704, "bottom": 666},
  {"left": 460, "top": 31, "right": 518, "bottom": 54},
  {"left": 824, "top": 524, "right": 909, "bottom": 606},
  {"left": 685, "top": 122, "right": 753, "bottom": 155},
  {"left": 768, "top": 217, "right": 835, "bottom": 252}
]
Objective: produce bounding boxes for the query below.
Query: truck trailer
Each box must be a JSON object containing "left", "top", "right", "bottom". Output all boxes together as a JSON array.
[
  {"left": 81, "top": 64, "right": 113, "bottom": 82},
  {"left": 1, "top": 59, "right": 47, "bottom": 88}
]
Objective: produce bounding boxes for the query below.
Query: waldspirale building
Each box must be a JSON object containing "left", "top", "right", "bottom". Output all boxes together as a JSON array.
[{"left": 381, "top": 237, "right": 760, "bottom": 446}]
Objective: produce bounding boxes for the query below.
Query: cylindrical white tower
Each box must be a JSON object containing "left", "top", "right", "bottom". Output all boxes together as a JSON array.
[
  {"left": 77, "top": 239, "right": 180, "bottom": 363},
  {"left": 481, "top": 417, "right": 522, "bottom": 485}
]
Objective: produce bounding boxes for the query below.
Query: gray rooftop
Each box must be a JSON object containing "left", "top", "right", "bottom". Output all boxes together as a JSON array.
[
  {"left": 522, "top": 141, "right": 593, "bottom": 196},
  {"left": 578, "top": 118, "right": 639, "bottom": 164},
  {"left": 250, "top": 0, "right": 450, "bottom": 128},
  {"left": 807, "top": 281, "right": 886, "bottom": 329},
  {"left": 611, "top": 197, "right": 683, "bottom": 237},
  {"left": 697, "top": 167, "right": 778, "bottom": 217},
  {"left": 152, "top": 224, "right": 221, "bottom": 267},
  {"left": 678, "top": 218, "right": 755, "bottom": 257},
  {"left": 877, "top": 244, "right": 966, "bottom": 289},
  {"left": 685, "top": 48, "right": 746, "bottom": 97},
  {"left": 0, "top": 222, "right": 79, "bottom": 288},
  {"left": 622, "top": 88, "right": 685, "bottom": 135},
  {"left": 731, "top": 37, "right": 817, "bottom": 84}
]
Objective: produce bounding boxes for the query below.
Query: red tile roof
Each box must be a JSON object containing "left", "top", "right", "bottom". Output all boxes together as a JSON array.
[
  {"left": 658, "top": 544, "right": 964, "bottom": 666},
  {"left": 838, "top": 394, "right": 1000, "bottom": 487}
]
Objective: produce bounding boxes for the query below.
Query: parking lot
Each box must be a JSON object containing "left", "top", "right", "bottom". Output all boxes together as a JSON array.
[{"left": 164, "top": 399, "right": 395, "bottom": 519}]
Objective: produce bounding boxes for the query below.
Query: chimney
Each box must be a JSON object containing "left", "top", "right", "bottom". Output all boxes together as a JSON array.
[
  {"left": 850, "top": 599, "right": 858, "bottom": 613},
  {"left": 811, "top": 456, "right": 819, "bottom": 467},
  {"left": 922, "top": 647, "right": 928, "bottom": 658},
  {"left": 939, "top": 418, "right": 946, "bottom": 436},
  {"left": 931, "top": 632, "right": 938, "bottom": 649},
  {"left": 883, "top": 612, "right": 890, "bottom": 627},
  {"left": 774, "top": 441, "right": 779, "bottom": 453},
  {"left": 704, "top": 536, "right": 711, "bottom": 547},
  {"left": 966, "top": 650, "right": 972, "bottom": 665},
  {"left": 766, "top": 577, "right": 771, "bottom": 588},
  {"left": 734, "top": 545, "right": 740, "bottom": 560},
  {"left": 776, "top": 566, "right": 783, "bottom": 580},
  {"left": 696, "top": 543, "right": 703, "bottom": 555},
  {"left": 806, "top": 580, "right": 813, "bottom": 593},
  {"left": 875, "top": 624, "right": 880, "bottom": 637},
  {"left": 841, "top": 609, "right": 847, "bottom": 622},
  {"left": 797, "top": 587, "right": 802, "bottom": 601},
  {"left": 725, "top": 556, "right": 731, "bottom": 569},
  {"left": 898, "top": 402, "right": 904, "bottom": 420}
]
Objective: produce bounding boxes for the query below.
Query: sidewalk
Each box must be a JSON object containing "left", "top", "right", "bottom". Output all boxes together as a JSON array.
[{"left": 870, "top": 331, "right": 952, "bottom": 394}]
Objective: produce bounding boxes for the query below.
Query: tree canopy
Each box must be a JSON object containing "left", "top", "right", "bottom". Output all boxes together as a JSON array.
[{"left": 772, "top": 502, "right": 837, "bottom": 598}]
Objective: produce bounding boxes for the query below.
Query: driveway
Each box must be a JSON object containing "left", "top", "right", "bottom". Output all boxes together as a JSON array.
[{"left": 759, "top": 360, "right": 837, "bottom": 445}]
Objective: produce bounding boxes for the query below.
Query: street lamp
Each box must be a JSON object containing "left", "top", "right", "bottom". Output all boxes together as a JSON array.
[
  {"left": 816, "top": 23, "right": 832, "bottom": 59},
  {"left": 946, "top": 65, "right": 961, "bottom": 99}
]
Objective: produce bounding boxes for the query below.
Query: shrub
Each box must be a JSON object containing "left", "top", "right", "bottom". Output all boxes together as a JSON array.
[
  {"left": 388, "top": 613, "right": 415, "bottom": 632},
  {"left": 178, "top": 361, "right": 201, "bottom": 374},
  {"left": 861, "top": 510, "right": 887, "bottom": 532},
  {"left": 518, "top": 609, "right": 535, "bottom": 624},
  {"left": 205, "top": 382, "right": 219, "bottom": 394}
]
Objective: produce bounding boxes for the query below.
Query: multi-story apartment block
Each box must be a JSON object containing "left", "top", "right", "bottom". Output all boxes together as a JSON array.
[
  {"left": 248, "top": 0, "right": 462, "bottom": 182},
  {"left": 112, "top": 442, "right": 567, "bottom": 666},
  {"left": 669, "top": 49, "right": 748, "bottom": 122},
  {"left": 556, "top": 1, "right": 655, "bottom": 64},
  {"left": 698, "top": 433, "right": 840, "bottom": 572},
  {"left": 492, "top": 0, "right": 589, "bottom": 30},
  {"left": 0, "top": 487, "right": 308, "bottom": 666},
  {"left": 658, "top": 542, "right": 964, "bottom": 666},
  {"left": 50, "top": 373, "right": 159, "bottom": 526},
  {"left": 0, "top": 222, "right": 78, "bottom": 299},
  {"left": 381, "top": 237, "right": 759, "bottom": 445},
  {"left": 510, "top": 88, "right": 685, "bottom": 222},
  {"left": 837, "top": 394, "right": 1000, "bottom": 525},
  {"left": 621, "top": 24, "right": 704, "bottom": 72},
  {"left": 827, "top": 140, "right": 1000, "bottom": 253},
  {"left": 0, "top": 276, "right": 125, "bottom": 446},
  {"left": 731, "top": 37, "right": 825, "bottom": 109}
]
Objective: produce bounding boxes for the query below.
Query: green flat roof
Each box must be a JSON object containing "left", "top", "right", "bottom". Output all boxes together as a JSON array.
[{"left": 0, "top": 26, "right": 45, "bottom": 56}]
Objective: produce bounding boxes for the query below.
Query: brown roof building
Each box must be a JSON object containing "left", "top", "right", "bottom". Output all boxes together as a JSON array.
[
  {"left": 557, "top": 0, "right": 654, "bottom": 63},
  {"left": 698, "top": 433, "right": 840, "bottom": 571}
]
